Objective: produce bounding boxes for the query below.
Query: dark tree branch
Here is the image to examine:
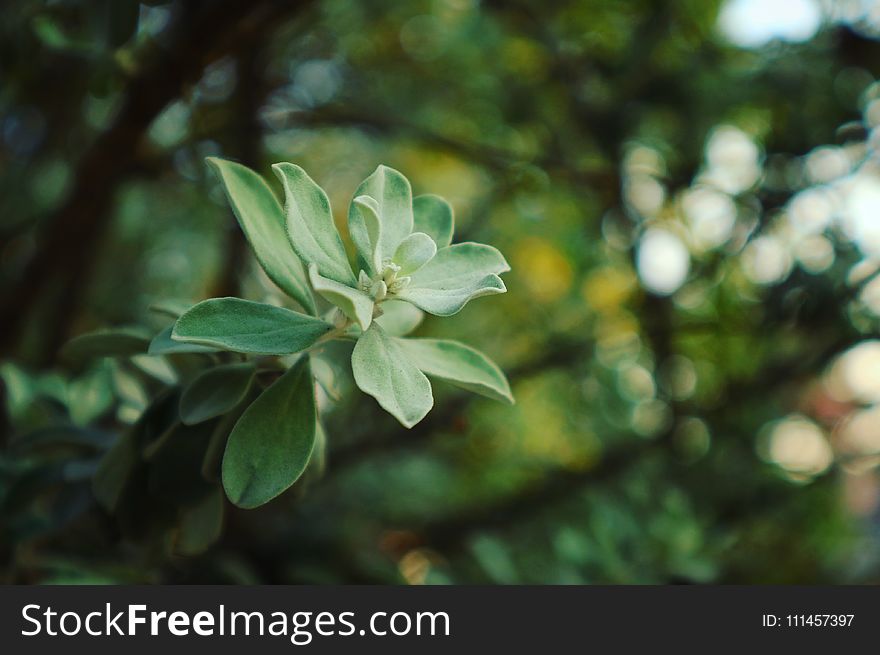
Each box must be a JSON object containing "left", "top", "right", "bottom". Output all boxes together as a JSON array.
[
  {"left": 420, "top": 432, "right": 671, "bottom": 552},
  {"left": 291, "top": 106, "right": 615, "bottom": 192},
  {"left": 209, "top": 45, "right": 267, "bottom": 298},
  {"left": 0, "top": 0, "right": 314, "bottom": 363}
]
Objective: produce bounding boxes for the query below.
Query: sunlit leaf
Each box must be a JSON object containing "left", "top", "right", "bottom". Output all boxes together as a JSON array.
[
  {"left": 350, "top": 195, "right": 383, "bottom": 275},
  {"left": 398, "top": 242, "right": 509, "bottom": 315},
  {"left": 413, "top": 194, "right": 454, "bottom": 248},
  {"left": 410, "top": 242, "right": 510, "bottom": 287},
  {"left": 374, "top": 300, "right": 424, "bottom": 336},
  {"left": 394, "top": 231, "right": 437, "bottom": 275},
  {"left": 272, "top": 162, "right": 355, "bottom": 286},
  {"left": 351, "top": 324, "right": 433, "bottom": 428},
  {"left": 396, "top": 273, "right": 506, "bottom": 316},
  {"left": 397, "top": 338, "right": 513, "bottom": 404},
  {"left": 350, "top": 165, "right": 413, "bottom": 263},
  {"left": 207, "top": 158, "right": 315, "bottom": 313},
  {"left": 308, "top": 264, "right": 374, "bottom": 331}
]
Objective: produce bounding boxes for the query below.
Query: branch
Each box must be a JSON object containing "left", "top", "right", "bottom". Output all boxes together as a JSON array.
[
  {"left": 376, "top": 303, "right": 861, "bottom": 555},
  {"left": 420, "top": 433, "right": 670, "bottom": 552},
  {"left": 291, "top": 106, "right": 615, "bottom": 191},
  {"left": 0, "top": 0, "right": 314, "bottom": 363},
  {"left": 209, "top": 45, "right": 268, "bottom": 298}
]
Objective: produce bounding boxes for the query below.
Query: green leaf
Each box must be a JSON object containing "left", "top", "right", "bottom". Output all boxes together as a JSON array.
[
  {"left": 148, "top": 299, "right": 194, "bottom": 319},
  {"left": 394, "top": 232, "right": 437, "bottom": 275},
  {"left": 131, "top": 353, "right": 178, "bottom": 384},
  {"left": 222, "top": 359, "right": 317, "bottom": 508},
  {"left": 67, "top": 364, "right": 115, "bottom": 425},
  {"left": 105, "top": 0, "right": 140, "bottom": 48},
  {"left": 413, "top": 194, "right": 454, "bottom": 248},
  {"left": 92, "top": 389, "right": 180, "bottom": 511},
  {"left": 397, "top": 338, "right": 514, "bottom": 404},
  {"left": 175, "top": 487, "right": 224, "bottom": 556},
  {"left": 148, "top": 326, "right": 219, "bottom": 355},
  {"left": 397, "top": 273, "right": 506, "bottom": 316},
  {"left": 308, "top": 264, "right": 374, "bottom": 331},
  {"left": 398, "top": 242, "right": 509, "bottom": 315},
  {"left": 9, "top": 425, "right": 113, "bottom": 454},
  {"left": 146, "top": 420, "right": 216, "bottom": 504},
  {"left": 62, "top": 328, "right": 150, "bottom": 363},
  {"left": 351, "top": 324, "right": 433, "bottom": 428},
  {"left": 179, "top": 363, "right": 255, "bottom": 425},
  {"left": 206, "top": 158, "right": 315, "bottom": 313},
  {"left": 172, "top": 297, "right": 333, "bottom": 354},
  {"left": 351, "top": 195, "right": 383, "bottom": 275},
  {"left": 374, "top": 300, "right": 424, "bottom": 336},
  {"left": 272, "top": 162, "right": 355, "bottom": 286},
  {"left": 201, "top": 387, "right": 257, "bottom": 481},
  {"left": 410, "top": 242, "right": 510, "bottom": 287},
  {"left": 351, "top": 165, "right": 413, "bottom": 263}
]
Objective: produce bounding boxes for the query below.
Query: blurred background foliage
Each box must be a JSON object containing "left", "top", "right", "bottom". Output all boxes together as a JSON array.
[{"left": 4, "top": 0, "right": 880, "bottom": 583}]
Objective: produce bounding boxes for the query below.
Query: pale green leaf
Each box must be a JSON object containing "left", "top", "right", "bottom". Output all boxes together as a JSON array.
[
  {"left": 308, "top": 264, "right": 374, "bottom": 331},
  {"left": 351, "top": 194, "right": 383, "bottom": 274},
  {"left": 351, "top": 324, "right": 433, "bottom": 428},
  {"left": 396, "top": 273, "right": 506, "bottom": 315},
  {"left": 374, "top": 299, "right": 424, "bottom": 336},
  {"left": 222, "top": 358, "right": 317, "bottom": 508},
  {"left": 351, "top": 165, "right": 413, "bottom": 263},
  {"left": 131, "top": 354, "right": 178, "bottom": 384},
  {"left": 409, "top": 242, "right": 510, "bottom": 288},
  {"left": 179, "top": 363, "right": 255, "bottom": 425},
  {"left": 206, "top": 158, "right": 314, "bottom": 313},
  {"left": 272, "top": 162, "right": 355, "bottom": 286},
  {"left": 394, "top": 231, "right": 437, "bottom": 275},
  {"left": 398, "top": 242, "right": 509, "bottom": 315},
  {"left": 148, "top": 299, "right": 194, "bottom": 319},
  {"left": 413, "top": 194, "right": 454, "bottom": 248},
  {"left": 62, "top": 328, "right": 150, "bottom": 363},
  {"left": 172, "top": 297, "right": 333, "bottom": 354},
  {"left": 397, "top": 338, "right": 513, "bottom": 404}
]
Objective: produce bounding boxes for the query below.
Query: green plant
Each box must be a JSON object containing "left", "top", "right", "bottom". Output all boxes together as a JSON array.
[{"left": 65, "top": 159, "right": 512, "bottom": 514}]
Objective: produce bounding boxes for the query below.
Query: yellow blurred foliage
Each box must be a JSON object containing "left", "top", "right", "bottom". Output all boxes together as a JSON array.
[
  {"left": 581, "top": 265, "right": 637, "bottom": 313},
  {"left": 513, "top": 375, "right": 600, "bottom": 470},
  {"left": 501, "top": 37, "right": 548, "bottom": 81},
  {"left": 512, "top": 237, "right": 573, "bottom": 303}
]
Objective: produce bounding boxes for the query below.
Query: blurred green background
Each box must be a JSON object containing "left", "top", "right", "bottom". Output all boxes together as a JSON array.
[{"left": 4, "top": 0, "right": 880, "bottom": 584}]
